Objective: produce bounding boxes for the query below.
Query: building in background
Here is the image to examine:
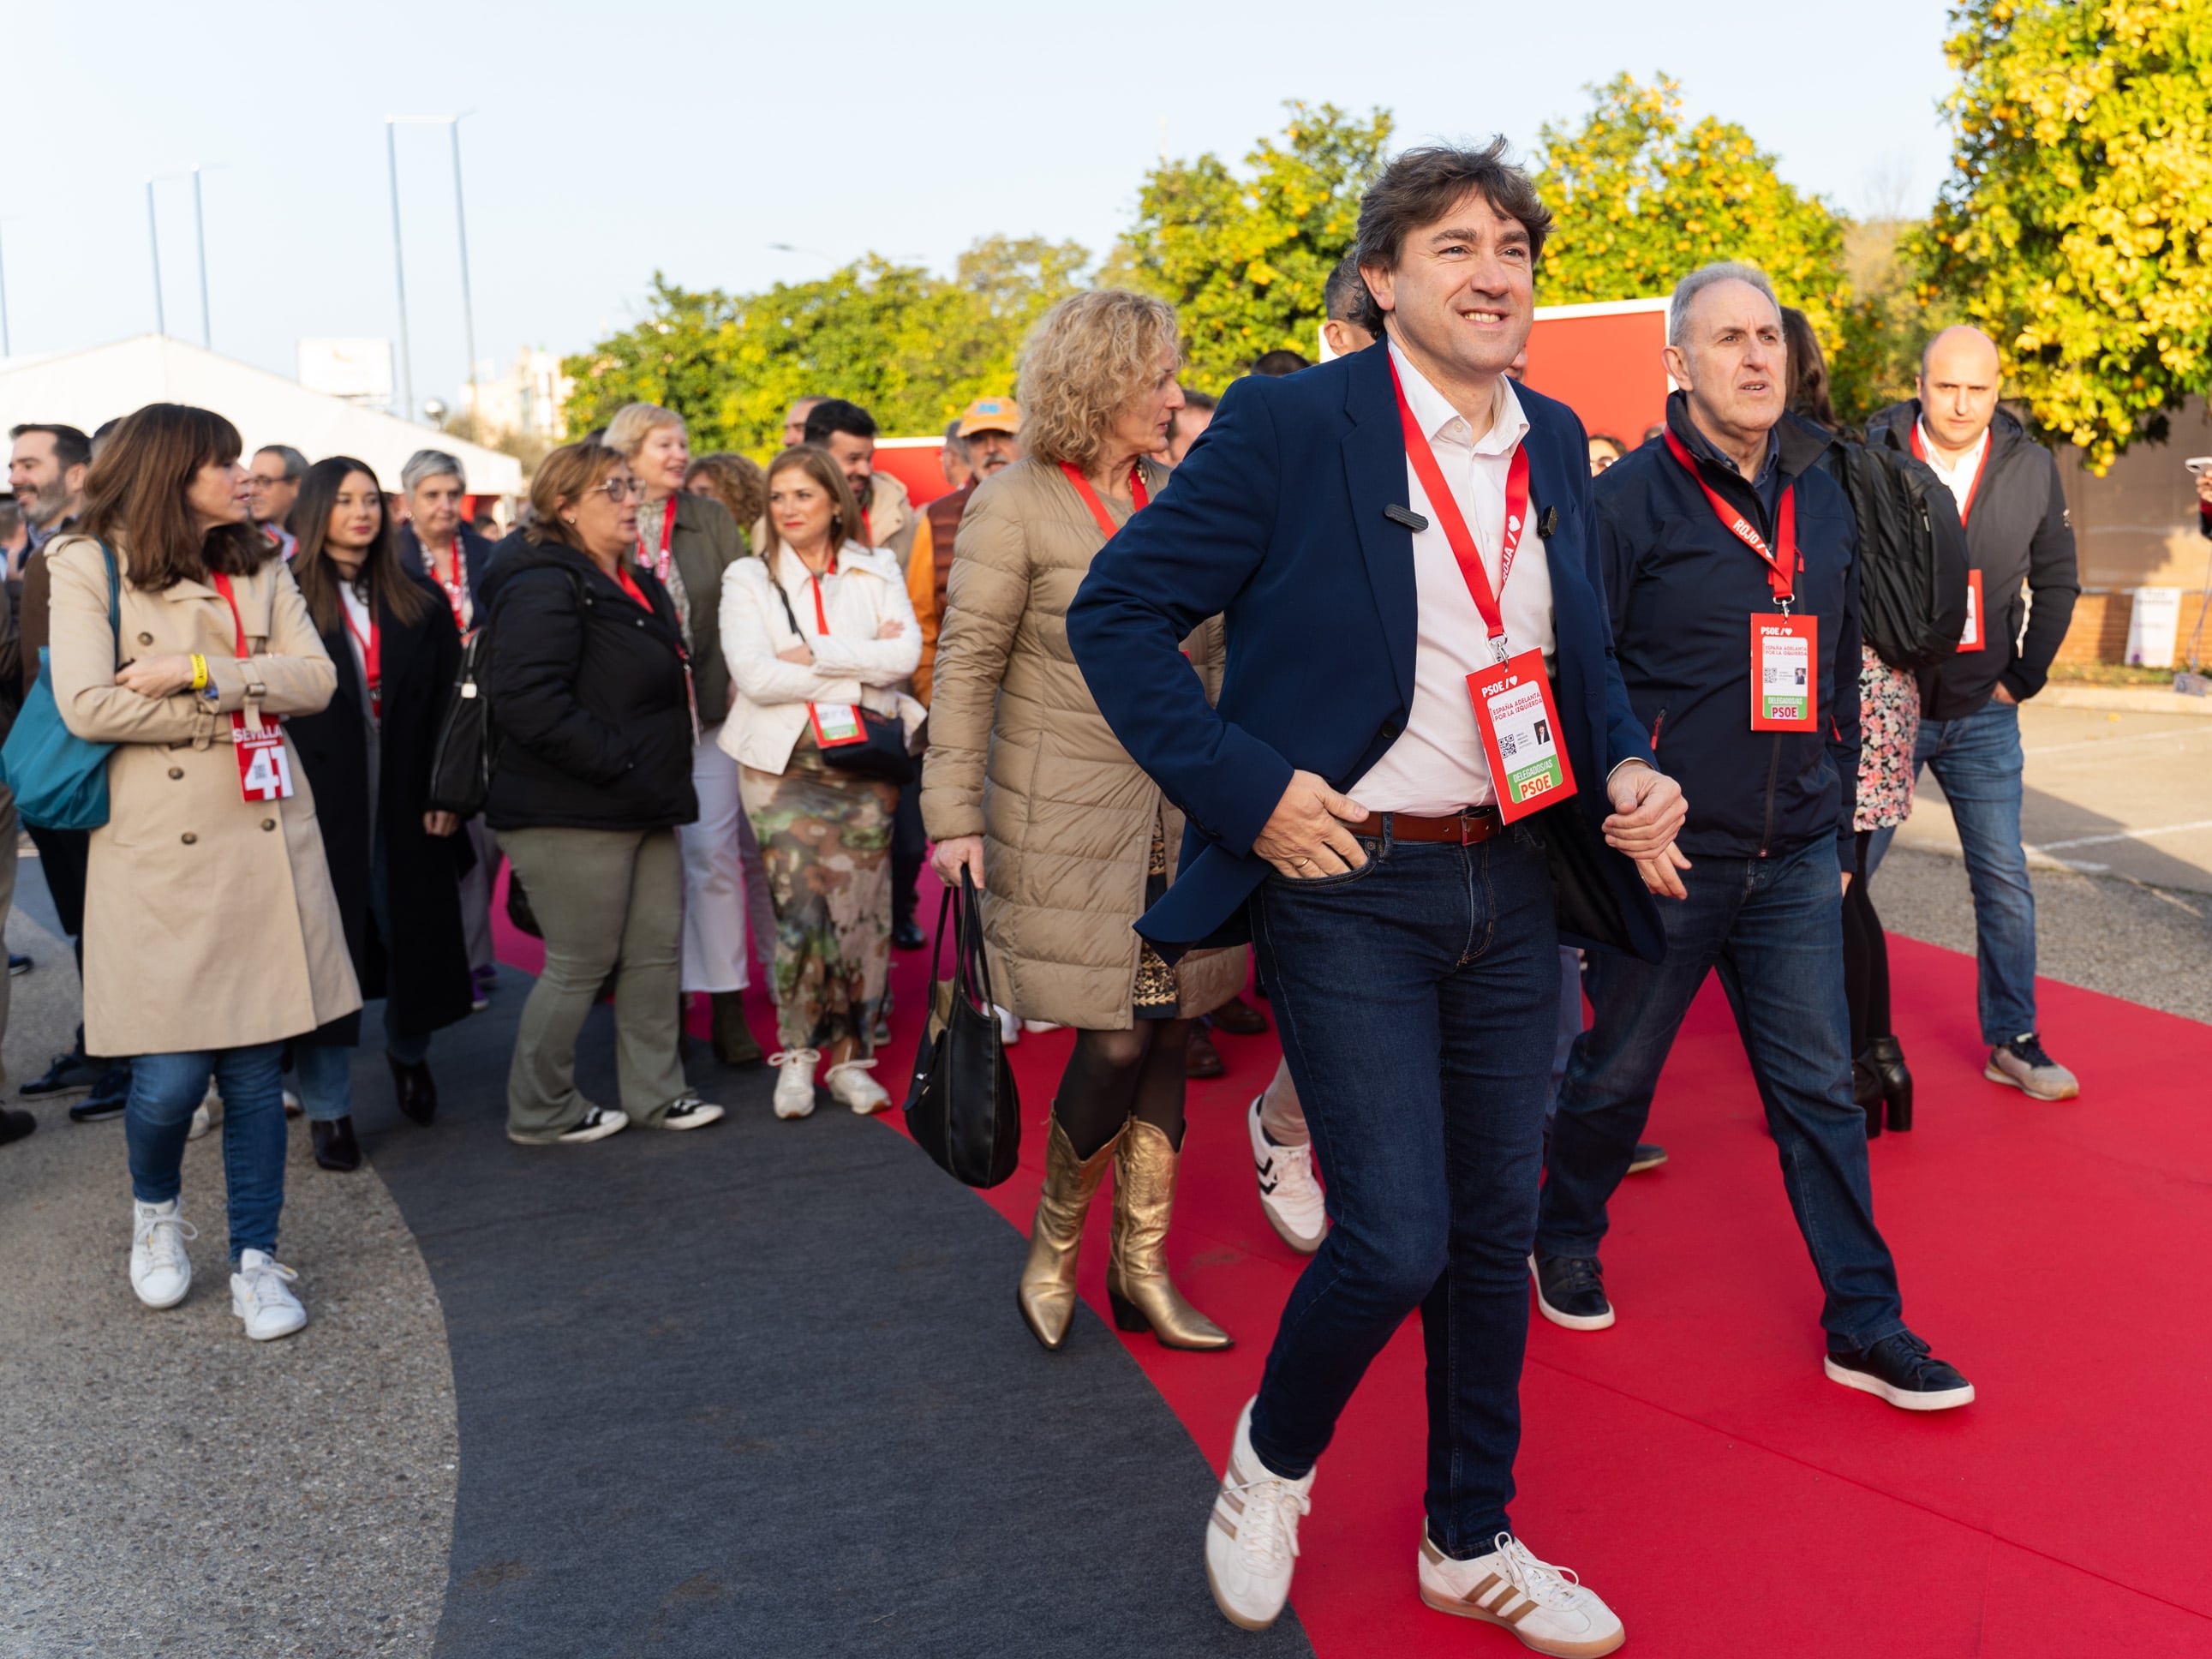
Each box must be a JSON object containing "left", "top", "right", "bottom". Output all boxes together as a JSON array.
[{"left": 462, "top": 348, "right": 572, "bottom": 446}]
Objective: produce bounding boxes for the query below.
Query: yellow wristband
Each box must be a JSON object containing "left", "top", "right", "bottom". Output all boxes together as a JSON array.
[{"left": 190, "top": 654, "right": 208, "bottom": 691}]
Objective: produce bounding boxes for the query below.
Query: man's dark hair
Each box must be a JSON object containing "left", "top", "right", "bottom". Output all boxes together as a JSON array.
[
  {"left": 802, "top": 398, "right": 877, "bottom": 445},
  {"left": 1324, "top": 252, "right": 1384, "bottom": 334},
  {"left": 1354, "top": 140, "right": 1552, "bottom": 281},
  {"left": 1251, "top": 350, "right": 1310, "bottom": 378},
  {"left": 1181, "top": 390, "right": 1219, "bottom": 415},
  {"left": 9, "top": 422, "right": 93, "bottom": 473}
]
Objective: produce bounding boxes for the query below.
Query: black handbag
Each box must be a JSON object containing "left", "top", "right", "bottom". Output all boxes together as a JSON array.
[
  {"left": 768, "top": 577, "right": 916, "bottom": 785},
  {"left": 903, "top": 870, "right": 1021, "bottom": 1188},
  {"left": 426, "top": 626, "right": 494, "bottom": 818}
]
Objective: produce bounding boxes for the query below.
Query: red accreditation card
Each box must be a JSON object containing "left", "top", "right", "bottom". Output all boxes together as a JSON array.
[
  {"left": 1957, "top": 569, "right": 1985, "bottom": 651},
  {"left": 232, "top": 710, "right": 295, "bottom": 801},
  {"left": 1750, "top": 614, "right": 1819, "bottom": 731},
  {"left": 1467, "top": 648, "right": 1577, "bottom": 823},
  {"left": 807, "top": 701, "right": 867, "bottom": 747}
]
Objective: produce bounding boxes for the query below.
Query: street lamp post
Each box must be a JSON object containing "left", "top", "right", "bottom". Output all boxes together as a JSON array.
[
  {"left": 192, "top": 165, "right": 212, "bottom": 348},
  {"left": 0, "top": 224, "right": 11, "bottom": 358},
  {"left": 450, "top": 117, "right": 480, "bottom": 425},
  {"left": 146, "top": 179, "right": 165, "bottom": 336},
  {"left": 386, "top": 120, "right": 415, "bottom": 422}
]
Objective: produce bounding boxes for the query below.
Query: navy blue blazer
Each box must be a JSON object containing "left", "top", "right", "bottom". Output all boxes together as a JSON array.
[{"left": 1067, "top": 343, "right": 1666, "bottom": 961}]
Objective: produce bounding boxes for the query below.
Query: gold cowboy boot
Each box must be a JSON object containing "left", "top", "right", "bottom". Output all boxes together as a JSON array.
[
  {"left": 1016, "top": 1115, "right": 1121, "bottom": 1351},
  {"left": 1106, "top": 1118, "right": 1232, "bottom": 1350}
]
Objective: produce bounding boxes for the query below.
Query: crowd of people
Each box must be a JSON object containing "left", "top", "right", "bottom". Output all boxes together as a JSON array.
[{"left": 0, "top": 129, "right": 2094, "bottom": 1652}]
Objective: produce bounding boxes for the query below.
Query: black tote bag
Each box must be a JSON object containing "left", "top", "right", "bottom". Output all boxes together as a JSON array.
[{"left": 903, "top": 870, "right": 1021, "bottom": 1188}]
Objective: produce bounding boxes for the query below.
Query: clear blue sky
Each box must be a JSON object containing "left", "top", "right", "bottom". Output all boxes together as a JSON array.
[{"left": 6, "top": 0, "right": 1958, "bottom": 412}]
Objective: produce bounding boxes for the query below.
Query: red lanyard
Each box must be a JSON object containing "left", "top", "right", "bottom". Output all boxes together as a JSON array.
[
  {"left": 636, "top": 499, "right": 676, "bottom": 584},
  {"left": 1909, "top": 423, "right": 1984, "bottom": 527},
  {"left": 1663, "top": 428, "right": 1797, "bottom": 606},
  {"left": 426, "top": 542, "right": 469, "bottom": 632},
  {"left": 1387, "top": 354, "right": 1532, "bottom": 662},
  {"left": 343, "top": 596, "right": 381, "bottom": 718},
  {"left": 1059, "top": 460, "right": 1150, "bottom": 539},
  {"left": 614, "top": 559, "right": 655, "bottom": 614},
  {"left": 211, "top": 571, "right": 251, "bottom": 661},
  {"left": 810, "top": 569, "right": 834, "bottom": 634}
]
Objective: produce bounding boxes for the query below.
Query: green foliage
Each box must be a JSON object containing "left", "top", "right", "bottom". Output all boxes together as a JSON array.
[
  {"left": 1110, "top": 102, "right": 1390, "bottom": 392},
  {"left": 1831, "top": 221, "right": 1961, "bottom": 432},
  {"left": 1918, "top": 0, "right": 2212, "bottom": 471},
  {"left": 1533, "top": 74, "right": 1851, "bottom": 345},
  {"left": 561, "top": 238, "right": 1088, "bottom": 457}
]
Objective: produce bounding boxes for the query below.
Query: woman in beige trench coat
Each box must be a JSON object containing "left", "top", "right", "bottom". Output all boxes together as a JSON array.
[
  {"left": 924, "top": 290, "right": 1241, "bottom": 1354},
  {"left": 47, "top": 404, "right": 357, "bottom": 1343}
]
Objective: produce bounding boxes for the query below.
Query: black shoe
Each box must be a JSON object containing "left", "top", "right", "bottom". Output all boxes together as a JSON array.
[
  {"left": 312, "top": 1116, "right": 362, "bottom": 1172},
  {"left": 893, "top": 914, "right": 926, "bottom": 951},
  {"left": 1530, "top": 1252, "right": 1615, "bottom": 1331},
  {"left": 1824, "top": 1330, "right": 1974, "bottom": 1410},
  {"left": 1626, "top": 1142, "right": 1669, "bottom": 1174},
  {"left": 0, "top": 1107, "right": 34, "bottom": 1147},
  {"left": 1210, "top": 994, "right": 1270, "bottom": 1037},
  {"left": 1862, "top": 1034, "right": 1913, "bottom": 1130},
  {"left": 709, "top": 991, "right": 765, "bottom": 1069},
  {"left": 8, "top": 953, "right": 30, "bottom": 977},
  {"left": 388, "top": 1054, "right": 438, "bottom": 1127},
  {"left": 1185, "top": 1027, "right": 1226, "bottom": 1079},
  {"left": 67, "top": 1064, "right": 132, "bottom": 1123},
  {"left": 21, "top": 1049, "right": 99, "bottom": 1098}
]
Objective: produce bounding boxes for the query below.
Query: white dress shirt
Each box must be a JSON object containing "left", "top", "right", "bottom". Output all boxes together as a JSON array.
[
  {"left": 1352, "top": 342, "right": 1557, "bottom": 816},
  {"left": 1916, "top": 420, "right": 1988, "bottom": 516}
]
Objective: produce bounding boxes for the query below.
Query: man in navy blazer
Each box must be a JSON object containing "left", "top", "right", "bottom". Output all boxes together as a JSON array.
[{"left": 1069, "top": 141, "right": 1684, "bottom": 1650}]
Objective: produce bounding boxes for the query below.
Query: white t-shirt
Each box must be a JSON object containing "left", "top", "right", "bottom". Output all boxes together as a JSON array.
[
  {"left": 1351, "top": 343, "right": 1556, "bottom": 816},
  {"left": 1916, "top": 420, "right": 1988, "bottom": 516}
]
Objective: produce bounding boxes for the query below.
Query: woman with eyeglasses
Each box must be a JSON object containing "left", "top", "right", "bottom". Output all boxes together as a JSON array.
[{"left": 475, "top": 441, "right": 725, "bottom": 1145}]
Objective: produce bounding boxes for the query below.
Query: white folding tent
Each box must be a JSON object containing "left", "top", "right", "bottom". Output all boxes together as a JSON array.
[{"left": 0, "top": 335, "right": 523, "bottom": 500}]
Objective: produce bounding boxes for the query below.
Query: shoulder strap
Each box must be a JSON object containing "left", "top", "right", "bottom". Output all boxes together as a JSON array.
[
  {"left": 765, "top": 560, "right": 806, "bottom": 639},
  {"left": 99, "top": 541, "right": 120, "bottom": 646}
]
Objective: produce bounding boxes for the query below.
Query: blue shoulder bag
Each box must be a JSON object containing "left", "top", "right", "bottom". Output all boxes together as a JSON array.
[{"left": 0, "top": 541, "right": 123, "bottom": 830}]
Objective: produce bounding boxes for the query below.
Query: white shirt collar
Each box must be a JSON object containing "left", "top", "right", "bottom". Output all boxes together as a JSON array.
[
  {"left": 1916, "top": 417, "right": 1988, "bottom": 480},
  {"left": 1389, "top": 338, "right": 1528, "bottom": 456}
]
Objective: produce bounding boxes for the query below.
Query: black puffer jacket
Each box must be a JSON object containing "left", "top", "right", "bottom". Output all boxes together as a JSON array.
[
  {"left": 1867, "top": 402, "right": 2078, "bottom": 720},
  {"left": 478, "top": 534, "right": 697, "bottom": 832}
]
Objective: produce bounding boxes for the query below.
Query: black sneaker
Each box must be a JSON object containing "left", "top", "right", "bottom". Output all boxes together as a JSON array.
[
  {"left": 1626, "top": 1142, "right": 1668, "bottom": 1174},
  {"left": 67, "top": 1064, "right": 133, "bottom": 1123},
  {"left": 1529, "top": 1252, "right": 1615, "bottom": 1331},
  {"left": 1824, "top": 1330, "right": 1975, "bottom": 1410},
  {"left": 21, "top": 1049, "right": 99, "bottom": 1098},
  {"left": 8, "top": 953, "right": 31, "bottom": 977},
  {"left": 0, "top": 1107, "right": 35, "bottom": 1147}
]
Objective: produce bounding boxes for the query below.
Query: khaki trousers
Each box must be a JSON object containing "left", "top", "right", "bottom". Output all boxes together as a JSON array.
[{"left": 501, "top": 825, "right": 686, "bottom": 1140}]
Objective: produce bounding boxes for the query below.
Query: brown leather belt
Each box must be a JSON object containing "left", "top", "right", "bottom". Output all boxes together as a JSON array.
[{"left": 1346, "top": 806, "right": 1503, "bottom": 847}]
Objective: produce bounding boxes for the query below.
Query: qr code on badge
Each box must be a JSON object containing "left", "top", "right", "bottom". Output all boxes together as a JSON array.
[{"left": 1499, "top": 732, "right": 1520, "bottom": 758}]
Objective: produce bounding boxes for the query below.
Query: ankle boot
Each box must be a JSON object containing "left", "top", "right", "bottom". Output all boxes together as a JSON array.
[
  {"left": 1016, "top": 1116, "right": 1121, "bottom": 1351},
  {"left": 1851, "top": 1057, "right": 1885, "bottom": 1139},
  {"left": 1864, "top": 1034, "right": 1913, "bottom": 1131},
  {"left": 711, "top": 991, "right": 764, "bottom": 1069},
  {"left": 1106, "top": 1119, "right": 1232, "bottom": 1350}
]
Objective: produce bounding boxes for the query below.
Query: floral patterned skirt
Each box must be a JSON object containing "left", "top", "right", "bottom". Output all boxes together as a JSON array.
[{"left": 1856, "top": 646, "right": 1921, "bottom": 832}]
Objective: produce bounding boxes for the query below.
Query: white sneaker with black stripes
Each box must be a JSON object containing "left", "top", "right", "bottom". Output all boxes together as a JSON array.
[
  {"left": 657, "top": 1096, "right": 726, "bottom": 1130},
  {"left": 1418, "top": 1528, "right": 1624, "bottom": 1656},
  {"left": 1247, "top": 1094, "right": 1326, "bottom": 1254},
  {"left": 1204, "top": 1396, "right": 1314, "bottom": 1632}
]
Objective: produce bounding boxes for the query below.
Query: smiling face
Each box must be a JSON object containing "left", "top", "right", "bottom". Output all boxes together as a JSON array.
[
  {"left": 1361, "top": 190, "right": 1534, "bottom": 392},
  {"left": 1663, "top": 278, "right": 1786, "bottom": 452},
  {"left": 326, "top": 470, "right": 384, "bottom": 553},
  {"left": 768, "top": 462, "right": 837, "bottom": 554},
  {"left": 821, "top": 430, "right": 874, "bottom": 501},
  {"left": 247, "top": 449, "right": 300, "bottom": 528},
  {"left": 967, "top": 428, "right": 1020, "bottom": 477},
  {"left": 632, "top": 421, "right": 691, "bottom": 496}
]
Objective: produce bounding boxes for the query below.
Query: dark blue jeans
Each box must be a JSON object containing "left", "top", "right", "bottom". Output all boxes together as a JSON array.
[
  {"left": 125, "top": 1042, "right": 288, "bottom": 1264},
  {"left": 1538, "top": 836, "right": 1905, "bottom": 1345},
  {"left": 1867, "top": 698, "right": 2036, "bottom": 1044},
  {"left": 1246, "top": 821, "right": 1557, "bottom": 1554}
]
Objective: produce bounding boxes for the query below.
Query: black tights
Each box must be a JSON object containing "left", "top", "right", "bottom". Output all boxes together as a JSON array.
[
  {"left": 1840, "top": 829, "right": 1892, "bottom": 1052},
  {"left": 1055, "top": 1019, "right": 1195, "bottom": 1159}
]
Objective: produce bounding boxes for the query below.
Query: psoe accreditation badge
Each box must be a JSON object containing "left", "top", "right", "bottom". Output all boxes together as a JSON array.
[
  {"left": 1750, "top": 614, "right": 1819, "bottom": 732},
  {"left": 1467, "top": 648, "right": 1577, "bottom": 824}
]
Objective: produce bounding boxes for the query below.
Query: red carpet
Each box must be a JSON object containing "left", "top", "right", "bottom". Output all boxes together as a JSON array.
[{"left": 501, "top": 873, "right": 2212, "bottom": 1656}]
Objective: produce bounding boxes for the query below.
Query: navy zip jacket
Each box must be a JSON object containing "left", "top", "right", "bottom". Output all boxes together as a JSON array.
[
  {"left": 1597, "top": 393, "right": 1861, "bottom": 871},
  {"left": 1066, "top": 342, "right": 1665, "bottom": 962}
]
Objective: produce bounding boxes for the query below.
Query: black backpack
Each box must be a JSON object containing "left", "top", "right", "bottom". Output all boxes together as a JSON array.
[{"left": 1827, "top": 440, "right": 1970, "bottom": 671}]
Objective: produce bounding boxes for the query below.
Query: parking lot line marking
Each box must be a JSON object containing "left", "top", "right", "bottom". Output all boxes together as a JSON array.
[{"left": 2029, "top": 818, "right": 2212, "bottom": 853}]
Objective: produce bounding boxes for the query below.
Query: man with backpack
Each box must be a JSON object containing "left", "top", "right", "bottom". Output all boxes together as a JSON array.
[
  {"left": 1865, "top": 326, "right": 2081, "bottom": 1101},
  {"left": 1531, "top": 262, "right": 1971, "bottom": 1411}
]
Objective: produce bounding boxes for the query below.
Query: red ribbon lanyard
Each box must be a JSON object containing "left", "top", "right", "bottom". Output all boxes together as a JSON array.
[
  {"left": 1908, "top": 423, "right": 1984, "bottom": 528},
  {"left": 1663, "top": 428, "right": 1797, "bottom": 607},
  {"left": 1387, "top": 355, "right": 1531, "bottom": 663},
  {"left": 1058, "top": 460, "right": 1151, "bottom": 540},
  {"left": 211, "top": 571, "right": 251, "bottom": 661},
  {"left": 635, "top": 498, "right": 677, "bottom": 584},
  {"left": 429, "top": 544, "right": 469, "bottom": 633},
  {"left": 344, "top": 600, "right": 381, "bottom": 719},
  {"left": 809, "top": 568, "right": 835, "bottom": 635},
  {"left": 613, "top": 559, "right": 656, "bottom": 614}
]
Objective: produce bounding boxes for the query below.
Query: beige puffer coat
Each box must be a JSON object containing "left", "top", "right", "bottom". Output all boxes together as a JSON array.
[{"left": 921, "top": 457, "right": 1241, "bottom": 1031}]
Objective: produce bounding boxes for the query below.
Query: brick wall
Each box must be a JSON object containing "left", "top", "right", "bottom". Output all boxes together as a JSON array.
[{"left": 2054, "top": 590, "right": 2212, "bottom": 665}]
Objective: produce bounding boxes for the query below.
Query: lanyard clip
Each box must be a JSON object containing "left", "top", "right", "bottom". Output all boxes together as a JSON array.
[
  {"left": 1776, "top": 596, "right": 1794, "bottom": 618},
  {"left": 1491, "top": 635, "right": 1512, "bottom": 665}
]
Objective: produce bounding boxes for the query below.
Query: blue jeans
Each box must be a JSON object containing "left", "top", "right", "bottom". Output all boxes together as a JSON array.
[
  {"left": 1538, "top": 837, "right": 1905, "bottom": 1345},
  {"left": 1867, "top": 698, "right": 2036, "bottom": 1044},
  {"left": 1246, "top": 821, "right": 1558, "bottom": 1554},
  {"left": 294, "top": 1031, "right": 433, "bottom": 1123},
  {"left": 126, "top": 1043, "right": 288, "bottom": 1264}
]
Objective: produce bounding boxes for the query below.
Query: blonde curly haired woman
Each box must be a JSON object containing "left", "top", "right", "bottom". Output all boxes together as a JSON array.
[{"left": 923, "top": 290, "right": 1242, "bottom": 1353}]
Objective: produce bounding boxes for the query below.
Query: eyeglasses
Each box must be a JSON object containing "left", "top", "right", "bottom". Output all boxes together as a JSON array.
[{"left": 594, "top": 477, "right": 646, "bottom": 501}]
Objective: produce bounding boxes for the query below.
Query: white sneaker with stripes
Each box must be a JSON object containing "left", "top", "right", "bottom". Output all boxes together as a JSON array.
[
  {"left": 1204, "top": 1396, "right": 1314, "bottom": 1631},
  {"left": 1417, "top": 1527, "right": 1624, "bottom": 1656}
]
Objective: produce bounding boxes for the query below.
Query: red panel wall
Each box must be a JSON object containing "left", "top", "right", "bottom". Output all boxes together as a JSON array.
[
  {"left": 871, "top": 445, "right": 955, "bottom": 510},
  {"left": 1521, "top": 309, "right": 1671, "bottom": 450}
]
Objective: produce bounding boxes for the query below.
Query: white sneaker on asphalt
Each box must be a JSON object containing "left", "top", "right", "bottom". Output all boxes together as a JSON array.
[
  {"left": 823, "top": 1057, "right": 891, "bottom": 1116},
  {"left": 1418, "top": 1528, "right": 1625, "bottom": 1656},
  {"left": 994, "top": 1006, "right": 1021, "bottom": 1046},
  {"left": 656, "top": 1097, "right": 726, "bottom": 1131},
  {"left": 188, "top": 1086, "right": 222, "bottom": 1141},
  {"left": 770, "top": 1048, "right": 822, "bottom": 1119},
  {"left": 230, "top": 1249, "right": 307, "bottom": 1341},
  {"left": 129, "top": 1199, "right": 197, "bottom": 1309},
  {"left": 1205, "top": 1396, "right": 1314, "bottom": 1632},
  {"left": 1248, "top": 1094, "right": 1326, "bottom": 1255},
  {"left": 1021, "top": 1019, "right": 1063, "bottom": 1034},
  {"left": 1985, "top": 1033, "right": 2079, "bottom": 1101}
]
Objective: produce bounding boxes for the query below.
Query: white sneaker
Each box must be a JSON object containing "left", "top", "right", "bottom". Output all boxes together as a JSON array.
[
  {"left": 657, "top": 1096, "right": 726, "bottom": 1130},
  {"left": 188, "top": 1085, "right": 222, "bottom": 1141},
  {"left": 1248, "top": 1094, "right": 1326, "bottom": 1254},
  {"left": 230, "top": 1249, "right": 308, "bottom": 1341},
  {"left": 510, "top": 1105, "right": 629, "bottom": 1146},
  {"left": 1417, "top": 1528, "right": 1625, "bottom": 1656},
  {"left": 1021, "top": 1019, "right": 1063, "bottom": 1034},
  {"left": 823, "top": 1057, "right": 891, "bottom": 1116},
  {"left": 129, "top": 1199, "right": 197, "bottom": 1309},
  {"left": 994, "top": 1006, "right": 1021, "bottom": 1046},
  {"left": 770, "top": 1048, "right": 821, "bottom": 1119},
  {"left": 1205, "top": 1396, "right": 1314, "bottom": 1632},
  {"left": 282, "top": 1087, "right": 302, "bottom": 1117}
]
